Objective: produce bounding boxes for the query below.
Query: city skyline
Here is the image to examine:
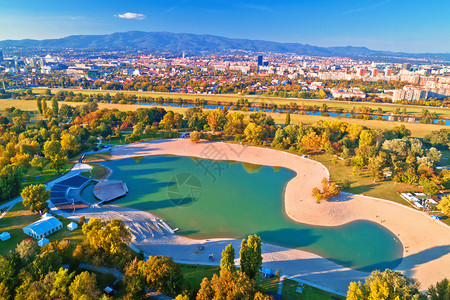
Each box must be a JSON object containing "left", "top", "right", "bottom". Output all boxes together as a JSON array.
[{"left": 1, "top": 0, "right": 449, "bottom": 53}]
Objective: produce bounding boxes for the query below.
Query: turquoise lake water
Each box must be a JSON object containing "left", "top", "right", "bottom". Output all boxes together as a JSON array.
[{"left": 101, "top": 155, "right": 403, "bottom": 271}]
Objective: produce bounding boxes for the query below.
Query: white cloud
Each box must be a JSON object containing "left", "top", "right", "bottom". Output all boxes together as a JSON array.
[{"left": 116, "top": 12, "right": 146, "bottom": 20}]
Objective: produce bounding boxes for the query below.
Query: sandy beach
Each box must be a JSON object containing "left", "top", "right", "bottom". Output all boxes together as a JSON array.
[{"left": 70, "top": 139, "right": 450, "bottom": 293}]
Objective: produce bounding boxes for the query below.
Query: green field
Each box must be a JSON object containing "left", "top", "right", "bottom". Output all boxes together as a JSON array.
[
  {"left": 81, "top": 163, "right": 110, "bottom": 179},
  {"left": 282, "top": 278, "right": 345, "bottom": 300},
  {"left": 312, "top": 153, "right": 417, "bottom": 205},
  {"left": 0, "top": 202, "right": 84, "bottom": 256},
  {"left": 180, "top": 264, "right": 220, "bottom": 290},
  {"left": 24, "top": 162, "right": 74, "bottom": 187}
]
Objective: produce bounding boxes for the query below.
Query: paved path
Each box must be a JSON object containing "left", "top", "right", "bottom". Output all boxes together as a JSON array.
[{"left": 277, "top": 275, "right": 285, "bottom": 295}]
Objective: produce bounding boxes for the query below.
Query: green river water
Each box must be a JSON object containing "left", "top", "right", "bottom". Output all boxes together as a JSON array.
[{"left": 101, "top": 155, "right": 403, "bottom": 271}]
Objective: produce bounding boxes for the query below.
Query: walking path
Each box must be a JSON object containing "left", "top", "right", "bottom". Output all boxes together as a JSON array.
[{"left": 277, "top": 276, "right": 285, "bottom": 295}]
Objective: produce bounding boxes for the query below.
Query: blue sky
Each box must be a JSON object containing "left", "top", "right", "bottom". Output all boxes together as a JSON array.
[{"left": 1, "top": 0, "right": 449, "bottom": 53}]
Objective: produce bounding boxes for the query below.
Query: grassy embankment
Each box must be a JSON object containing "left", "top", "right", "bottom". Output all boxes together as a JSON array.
[{"left": 0, "top": 98, "right": 446, "bottom": 139}]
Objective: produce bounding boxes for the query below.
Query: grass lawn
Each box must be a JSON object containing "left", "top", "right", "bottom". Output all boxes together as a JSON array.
[
  {"left": 281, "top": 278, "right": 345, "bottom": 300},
  {"left": 23, "top": 162, "right": 74, "bottom": 187},
  {"left": 0, "top": 202, "right": 84, "bottom": 256},
  {"left": 256, "top": 275, "right": 280, "bottom": 294},
  {"left": 0, "top": 99, "right": 39, "bottom": 111},
  {"left": 83, "top": 152, "right": 112, "bottom": 162},
  {"left": 180, "top": 264, "right": 220, "bottom": 290},
  {"left": 0, "top": 202, "right": 41, "bottom": 256},
  {"left": 312, "top": 153, "right": 417, "bottom": 205},
  {"left": 81, "top": 163, "right": 110, "bottom": 180}
]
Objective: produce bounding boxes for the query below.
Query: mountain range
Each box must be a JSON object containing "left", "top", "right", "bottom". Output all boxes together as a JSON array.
[{"left": 1, "top": 31, "right": 449, "bottom": 61}]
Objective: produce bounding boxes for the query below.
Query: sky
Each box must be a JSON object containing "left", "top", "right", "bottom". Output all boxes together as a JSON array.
[{"left": 0, "top": 0, "right": 449, "bottom": 53}]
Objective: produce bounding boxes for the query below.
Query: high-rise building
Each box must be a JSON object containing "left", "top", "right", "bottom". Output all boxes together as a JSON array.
[
  {"left": 257, "top": 55, "right": 263, "bottom": 66},
  {"left": 403, "top": 63, "right": 412, "bottom": 70},
  {"left": 0, "top": 50, "right": 3, "bottom": 62}
]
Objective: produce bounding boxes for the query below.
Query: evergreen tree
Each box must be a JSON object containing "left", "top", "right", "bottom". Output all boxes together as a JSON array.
[
  {"left": 239, "top": 235, "right": 262, "bottom": 279},
  {"left": 285, "top": 112, "right": 291, "bottom": 126},
  {"left": 36, "top": 98, "right": 43, "bottom": 114},
  {"left": 52, "top": 97, "right": 59, "bottom": 116},
  {"left": 220, "top": 244, "right": 236, "bottom": 272}
]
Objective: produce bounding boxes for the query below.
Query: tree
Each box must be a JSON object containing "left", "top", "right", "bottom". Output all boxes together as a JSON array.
[
  {"left": 196, "top": 270, "right": 256, "bottom": 300},
  {"left": 50, "top": 267, "right": 75, "bottom": 299},
  {"left": 43, "top": 139, "right": 68, "bottom": 172},
  {"left": 29, "top": 250, "right": 62, "bottom": 280},
  {"left": 124, "top": 258, "right": 146, "bottom": 300},
  {"left": 420, "top": 178, "right": 440, "bottom": 197},
  {"left": 437, "top": 195, "right": 450, "bottom": 216},
  {"left": 312, "top": 178, "right": 340, "bottom": 202},
  {"left": 36, "top": 98, "right": 43, "bottom": 114},
  {"left": 190, "top": 131, "right": 201, "bottom": 143},
  {"left": 21, "top": 184, "right": 50, "bottom": 213},
  {"left": 367, "top": 156, "right": 384, "bottom": 182},
  {"left": 359, "top": 130, "right": 375, "bottom": 147},
  {"left": 41, "top": 99, "right": 48, "bottom": 114},
  {"left": 0, "top": 282, "right": 9, "bottom": 300},
  {"left": 244, "top": 123, "right": 264, "bottom": 144},
  {"left": 30, "top": 156, "right": 47, "bottom": 172},
  {"left": 321, "top": 178, "right": 340, "bottom": 200},
  {"left": 15, "top": 239, "right": 38, "bottom": 262},
  {"left": 52, "top": 97, "right": 59, "bottom": 116},
  {"left": 0, "top": 253, "right": 19, "bottom": 293},
  {"left": 0, "top": 165, "right": 23, "bottom": 202},
  {"left": 133, "top": 122, "right": 144, "bottom": 137},
  {"left": 48, "top": 153, "right": 68, "bottom": 173},
  {"left": 69, "top": 271, "right": 101, "bottom": 300},
  {"left": 82, "top": 218, "right": 131, "bottom": 255},
  {"left": 61, "top": 131, "right": 81, "bottom": 156},
  {"left": 346, "top": 269, "right": 422, "bottom": 300},
  {"left": 139, "top": 256, "right": 183, "bottom": 296},
  {"left": 427, "top": 147, "right": 442, "bottom": 164},
  {"left": 428, "top": 278, "right": 450, "bottom": 300},
  {"left": 220, "top": 244, "right": 236, "bottom": 273},
  {"left": 285, "top": 113, "right": 291, "bottom": 126},
  {"left": 240, "top": 235, "right": 262, "bottom": 280}
]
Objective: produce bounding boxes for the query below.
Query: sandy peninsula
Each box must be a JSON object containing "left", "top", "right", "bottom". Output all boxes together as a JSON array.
[{"left": 70, "top": 139, "right": 450, "bottom": 293}]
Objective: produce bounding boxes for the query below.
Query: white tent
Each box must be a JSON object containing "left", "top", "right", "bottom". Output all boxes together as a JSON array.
[
  {"left": 67, "top": 222, "right": 78, "bottom": 231},
  {"left": 0, "top": 232, "right": 10, "bottom": 241},
  {"left": 23, "top": 216, "right": 63, "bottom": 239},
  {"left": 38, "top": 238, "right": 49, "bottom": 247}
]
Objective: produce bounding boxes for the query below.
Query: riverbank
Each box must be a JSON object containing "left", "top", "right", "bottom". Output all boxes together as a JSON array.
[{"left": 76, "top": 139, "right": 450, "bottom": 292}]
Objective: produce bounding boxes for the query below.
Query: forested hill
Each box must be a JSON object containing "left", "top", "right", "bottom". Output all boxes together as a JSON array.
[{"left": 1, "top": 31, "right": 449, "bottom": 61}]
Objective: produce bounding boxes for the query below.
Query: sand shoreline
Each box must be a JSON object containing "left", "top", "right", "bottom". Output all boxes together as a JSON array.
[{"left": 81, "top": 139, "right": 450, "bottom": 292}]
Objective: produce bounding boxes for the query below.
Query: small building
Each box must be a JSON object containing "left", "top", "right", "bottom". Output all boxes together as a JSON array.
[
  {"left": 38, "top": 238, "right": 49, "bottom": 247},
  {"left": 67, "top": 222, "right": 78, "bottom": 231},
  {"left": 0, "top": 232, "right": 11, "bottom": 241},
  {"left": 23, "top": 216, "right": 63, "bottom": 239}
]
